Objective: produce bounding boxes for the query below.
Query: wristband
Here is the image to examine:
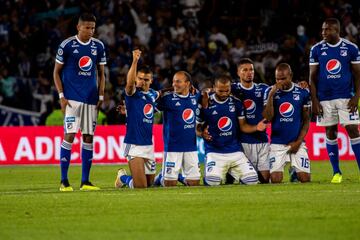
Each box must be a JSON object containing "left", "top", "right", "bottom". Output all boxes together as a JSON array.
[
  {"left": 59, "top": 92, "right": 64, "bottom": 99},
  {"left": 99, "top": 95, "right": 104, "bottom": 101}
]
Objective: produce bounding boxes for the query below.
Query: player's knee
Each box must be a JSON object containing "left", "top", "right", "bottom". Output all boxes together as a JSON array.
[
  {"left": 240, "top": 172, "right": 258, "bottom": 185},
  {"left": 270, "top": 172, "right": 283, "bottom": 183},
  {"left": 204, "top": 175, "right": 221, "bottom": 186},
  {"left": 297, "top": 172, "right": 311, "bottom": 183}
]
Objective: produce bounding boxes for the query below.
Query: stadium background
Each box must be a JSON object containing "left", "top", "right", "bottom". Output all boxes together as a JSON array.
[{"left": 0, "top": 0, "right": 359, "bottom": 164}]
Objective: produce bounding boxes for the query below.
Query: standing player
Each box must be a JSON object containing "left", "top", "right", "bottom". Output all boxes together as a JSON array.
[
  {"left": 309, "top": 18, "right": 360, "bottom": 183},
  {"left": 156, "top": 71, "right": 201, "bottom": 187},
  {"left": 114, "top": 49, "right": 159, "bottom": 189},
  {"left": 231, "top": 58, "right": 270, "bottom": 183},
  {"left": 197, "top": 75, "right": 265, "bottom": 185},
  {"left": 263, "top": 63, "right": 311, "bottom": 183},
  {"left": 54, "top": 13, "right": 106, "bottom": 191}
]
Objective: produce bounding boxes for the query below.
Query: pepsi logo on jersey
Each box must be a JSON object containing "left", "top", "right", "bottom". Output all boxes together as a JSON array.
[
  {"left": 279, "top": 102, "right": 294, "bottom": 122},
  {"left": 78, "top": 56, "right": 93, "bottom": 76},
  {"left": 182, "top": 108, "right": 195, "bottom": 129},
  {"left": 244, "top": 99, "right": 256, "bottom": 116},
  {"left": 326, "top": 59, "right": 341, "bottom": 78},
  {"left": 218, "top": 116, "right": 233, "bottom": 136},
  {"left": 143, "top": 104, "right": 154, "bottom": 123}
]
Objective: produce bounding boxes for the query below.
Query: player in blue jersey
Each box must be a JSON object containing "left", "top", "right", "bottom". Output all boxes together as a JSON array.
[
  {"left": 54, "top": 13, "right": 106, "bottom": 191},
  {"left": 231, "top": 58, "right": 270, "bottom": 183},
  {"left": 263, "top": 63, "right": 311, "bottom": 183},
  {"left": 309, "top": 18, "right": 360, "bottom": 183},
  {"left": 114, "top": 49, "right": 159, "bottom": 189},
  {"left": 197, "top": 75, "right": 266, "bottom": 185},
  {"left": 155, "top": 71, "right": 201, "bottom": 187}
]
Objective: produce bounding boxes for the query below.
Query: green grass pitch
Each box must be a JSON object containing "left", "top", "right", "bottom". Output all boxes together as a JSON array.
[{"left": 0, "top": 161, "right": 359, "bottom": 240}]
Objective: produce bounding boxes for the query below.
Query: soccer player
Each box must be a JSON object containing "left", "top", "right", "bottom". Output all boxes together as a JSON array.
[
  {"left": 309, "top": 18, "right": 360, "bottom": 183},
  {"left": 156, "top": 71, "right": 201, "bottom": 187},
  {"left": 54, "top": 13, "right": 106, "bottom": 191},
  {"left": 263, "top": 63, "right": 311, "bottom": 183},
  {"left": 114, "top": 49, "right": 159, "bottom": 189},
  {"left": 231, "top": 58, "right": 270, "bottom": 183},
  {"left": 197, "top": 75, "right": 266, "bottom": 185}
]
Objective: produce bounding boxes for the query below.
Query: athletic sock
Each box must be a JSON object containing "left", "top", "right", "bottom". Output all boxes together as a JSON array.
[
  {"left": 350, "top": 137, "right": 360, "bottom": 171},
  {"left": 326, "top": 138, "right": 341, "bottom": 174},
  {"left": 81, "top": 142, "right": 93, "bottom": 183},
  {"left": 60, "top": 140, "right": 72, "bottom": 182}
]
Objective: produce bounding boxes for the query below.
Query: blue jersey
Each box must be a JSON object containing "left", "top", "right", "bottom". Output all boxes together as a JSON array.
[
  {"left": 231, "top": 82, "right": 268, "bottom": 143},
  {"left": 197, "top": 94, "right": 244, "bottom": 154},
  {"left": 309, "top": 38, "right": 360, "bottom": 101},
  {"left": 264, "top": 83, "right": 310, "bottom": 144},
  {"left": 55, "top": 35, "right": 107, "bottom": 105},
  {"left": 157, "top": 92, "right": 201, "bottom": 152},
  {"left": 124, "top": 88, "right": 159, "bottom": 145}
]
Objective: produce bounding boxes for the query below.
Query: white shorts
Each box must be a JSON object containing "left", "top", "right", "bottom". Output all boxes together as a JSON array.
[
  {"left": 268, "top": 143, "right": 310, "bottom": 174},
  {"left": 241, "top": 143, "right": 270, "bottom": 171},
  {"left": 205, "top": 151, "right": 258, "bottom": 185},
  {"left": 317, "top": 99, "right": 360, "bottom": 126},
  {"left": 162, "top": 151, "right": 200, "bottom": 181},
  {"left": 64, "top": 100, "right": 98, "bottom": 135},
  {"left": 123, "top": 143, "right": 156, "bottom": 175}
]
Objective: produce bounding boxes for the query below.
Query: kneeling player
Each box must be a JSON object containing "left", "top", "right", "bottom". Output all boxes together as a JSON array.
[
  {"left": 197, "top": 75, "right": 266, "bottom": 185},
  {"left": 263, "top": 63, "right": 311, "bottom": 183}
]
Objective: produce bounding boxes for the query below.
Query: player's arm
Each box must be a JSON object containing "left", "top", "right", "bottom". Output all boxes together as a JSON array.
[
  {"left": 125, "top": 49, "right": 141, "bottom": 96},
  {"left": 262, "top": 85, "right": 279, "bottom": 121},
  {"left": 96, "top": 64, "right": 106, "bottom": 109},
  {"left": 53, "top": 62, "right": 71, "bottom": 113},
  {"left": 239, "top": 118, "right": 267, "bottom": 133},
  {"left": 309, "top": 64, "right": 322, "bottom": 115},
  {"left": 287, "top": 106, "right": 310, "bottom": 154},
  {"left": 349, "top": 63, "right": 360, "bottom": 112}
]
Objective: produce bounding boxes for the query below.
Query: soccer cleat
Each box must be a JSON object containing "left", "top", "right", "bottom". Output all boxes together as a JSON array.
[
  {"left": 331, "top": 173, "right": 342, "bottom": 184},
  {"left": 114, "top": 168, "right": 127, "bottom": 188},
  {"left": 59, "top": 179, "right": 74, "bottom": 192},
  {"left": 80, "top": 181, "right": 100, "bottom": 191},
  {"left": 289, "top": 167, "right": 298, "bottom": 182}
]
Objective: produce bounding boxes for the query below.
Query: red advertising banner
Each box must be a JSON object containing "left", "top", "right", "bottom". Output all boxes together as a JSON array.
[{"left": 0, "top": 123, "right": 355, "bottom": 165}]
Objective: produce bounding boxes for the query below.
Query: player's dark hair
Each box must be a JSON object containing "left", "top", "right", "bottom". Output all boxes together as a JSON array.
[
  {"left": 79, "top": 13, "right": 96, "bottom": 23},
  {"left": 324, "top": 18, "right": 340, "bottom": 31},
  {"left": 178, "top": 71, "right": 192, "bottom": 83},
  {"left": 138, "top": 65, "right": 153, "bottom": 76},
  {"left": 214, "top": 75, "right": 231, "bottom": 85},
  {"left": 237, "top": 58, "right": 254, "bottom": 68},
  {"left": 276, "top": 63, "right": 293, "bottom": 76}
]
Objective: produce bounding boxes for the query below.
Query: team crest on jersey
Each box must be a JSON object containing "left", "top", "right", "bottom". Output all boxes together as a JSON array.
[
  {"left": 279, "top": 102, "right": 294, "bottom": 117},
  {"left": 229, "top": 105, "right": 235, "bottom": 112},
  {"left": 143, "top": 104, "right": 154, "bottom": 119},
  {"left": 340, "top": 50, "right": 347, "bottom": 57},
  {"left": 255, "top": 91, "right": 262, "bottom": 97},
  {"left": 91, "top": 49, "right": 97, "bottom": 55},
  {"left": 217, "top": 116, "right": 232, "bottom": 132},
  {"left": 244, "top": 99, "right": 256, "bottom": 114},
  {"left": 78, "top": 56, "right": 93, "bottom": 71},
  {"left": 293, "top": 94, "right": 300, "bottom": 100},
  {"left": 191, "top": 99, "right": 197, "bottom": 105},
  {"left": 182, "top": 108, "right": 195, "bottom": 124},
  {"left": 326, "top": 59, "right": 341, "bottom": 74}
]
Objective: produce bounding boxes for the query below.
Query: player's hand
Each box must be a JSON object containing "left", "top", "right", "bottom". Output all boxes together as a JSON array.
[
  {"left": 132, "top": 49, "right": 142, "bottom": 62},
  {"left": 287, "top": 141, "right": 302, "bottom": 154},
  {"left": 60, "top": 98, "right": 72, "bottom": 114},
  {"left": 348, "top": 95, "right": 359, "bottom": 113},
  {"left": 189, "top": 85, "right": 197, "bottom": 95},
  {"left": 201, "top": 126, "right": 212, "bottom": 141},
  {"left": 116, "top": 104, "right": 126, "bottom": 115},
  {"left": 96, "top": 100, "right": 103, "bottom": 110},
  {"left": 256, "top": 119, "right": 268, "bottom": 131},
  {"left": 311, "top": 99, "right": 323, "bottom": 116},
  {"left": 298, "top": 81, "right": 309, "bottom": 89},
  {"left": 201, "top": 89, "right": 211, "bottom": 109}
]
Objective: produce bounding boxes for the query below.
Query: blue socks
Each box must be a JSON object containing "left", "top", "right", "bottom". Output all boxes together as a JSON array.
[
  {"left": 81, "top": 142, "right": 93, "bottom": 183},
  {"left": 326, "top": 138, "right": 341, "bottom": 175},
  {"left": 350, "top": 137, "right": 360, "bottom": 170},
  {"left": 120, "top": 175, "right": 134, "bottom": 188},
  {"left": 60, "top": 140, "right": 72, "bottom": 182}
]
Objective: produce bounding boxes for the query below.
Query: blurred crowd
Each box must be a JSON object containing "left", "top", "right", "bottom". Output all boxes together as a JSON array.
[{"left": 0, "top": 0, "right": 360, "bottom": 124}]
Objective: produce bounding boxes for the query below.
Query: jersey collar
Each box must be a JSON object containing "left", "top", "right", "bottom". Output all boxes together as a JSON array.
[
  {"left": 75, "top": 35, "right": 91, "bottom": 45},
  {"left": 239, "top": 82, "right": 254, "bottom": 90},
  {"left": 326, "top": 38, "right": 342, "bottom": 48},
  {"left": 281, "top": 83, "right": 295, "bottom": 92},
  {"left": 174, "top": 92, "right": 189, "bottom": 98},
  {"left": 212, "top": 94, "right": 229, "bottom": 104}
]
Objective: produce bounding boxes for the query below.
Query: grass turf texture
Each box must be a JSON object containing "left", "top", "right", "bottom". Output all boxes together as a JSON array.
[{"left": 0, "top": 161, "right": 359, "bottom": 240}]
